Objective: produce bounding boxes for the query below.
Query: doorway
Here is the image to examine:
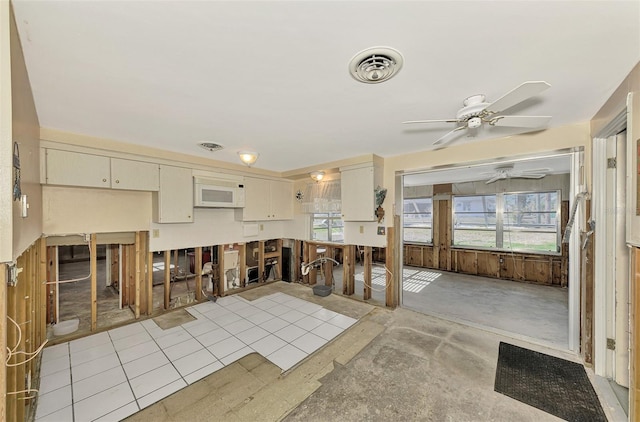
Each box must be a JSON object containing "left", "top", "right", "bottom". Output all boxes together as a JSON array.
[{"left": 399, "top": 152, "right": 580, "bottom": 351}]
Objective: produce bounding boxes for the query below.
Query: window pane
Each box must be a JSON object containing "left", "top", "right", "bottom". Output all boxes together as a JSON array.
[
  {"left": 453, "top": 230, "right": 497, "bottom": 248},
  {"left": 404, "top": 197, "right": 432, "bottom": 244},
  {"left": 404, "top": 228, "right": 432, "bottom": 243},
  {"left": 404, "top": 198, "right": 433, "bottom": 213},
  {"left": 454, "top": 195, "right": 496, "bottom": 213},
  {"left": 312, "top": 212, "right": 343, "bottom": 243},
  {"left": 503, "top": 231, "right": 558, "bottom": 252},
  {"left": 504, "top": 212, "right": 557, "bottom": 229}
]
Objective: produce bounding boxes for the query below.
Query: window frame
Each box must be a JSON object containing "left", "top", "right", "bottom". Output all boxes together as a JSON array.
[
  {"left": 402, "top": 196, "right": 433, "bottom": 245},
  {"left": 452, "top": 190, "right": 561, "bottom": 255}
]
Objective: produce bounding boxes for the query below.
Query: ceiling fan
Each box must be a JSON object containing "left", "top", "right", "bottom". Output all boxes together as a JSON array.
[
  {"left": 403, "top": 81, "right": 552, "bottom": 147},
  {"left": 481, "top": 164, "right": 551, "bottom": 184}
]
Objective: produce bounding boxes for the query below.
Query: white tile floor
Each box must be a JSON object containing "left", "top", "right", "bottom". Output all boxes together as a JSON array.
[{"left": 36, "top": 292, "right": 357, "bottom": 422}]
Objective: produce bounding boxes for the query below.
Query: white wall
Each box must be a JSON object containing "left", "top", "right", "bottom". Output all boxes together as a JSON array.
[
  {"left": 149, "top": 207, "right": 287, "bottom": 252},
  {"left": 42, "top": 186, "right": 151, "bottom": 235},
  {"left": 0, "top": 0, "right": 12, "bottom": 262}
]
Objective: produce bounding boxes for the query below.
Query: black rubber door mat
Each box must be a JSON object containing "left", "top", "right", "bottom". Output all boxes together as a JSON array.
[{"left": 494, "top": 342, "right": 607, "bottom": 422}]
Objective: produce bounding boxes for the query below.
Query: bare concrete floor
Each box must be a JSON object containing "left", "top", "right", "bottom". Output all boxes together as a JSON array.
[
  {"left": 401, "top": 268, "right": 568, "bottom": 349},
  {"left": 125, "top": 282, "right": 615, "bottom": 422},
  {"left": 330, "top": 264, "right": 567, "bottom": 349}
]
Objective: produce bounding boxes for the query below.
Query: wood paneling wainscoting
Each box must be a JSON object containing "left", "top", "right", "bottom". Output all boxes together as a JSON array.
[{"left": 404, "top": 244, "right": 568, "bottom": 286}]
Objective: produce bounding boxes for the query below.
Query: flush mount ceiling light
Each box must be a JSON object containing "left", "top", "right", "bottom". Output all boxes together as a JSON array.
[
  {"left": 238, "top": 151, "right": 259, "bottom": 167},
  {"left": 310, "top": 171, "right": 325, "bottom": 182},
  {"left": 348, "top": 46, "right": 404, "bottom": 84},
  {"left": 198, "top": 142, "right": 224, "bottom": 152}
]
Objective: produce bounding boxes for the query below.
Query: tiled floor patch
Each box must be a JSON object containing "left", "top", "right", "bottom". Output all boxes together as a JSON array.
[{"left": 36, "top": 293, "right": 357, "bottom": 421}]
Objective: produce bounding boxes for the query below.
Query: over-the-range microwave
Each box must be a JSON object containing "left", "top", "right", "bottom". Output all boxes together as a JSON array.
[{"left": 194, "top": 176, "right": 245, "bottom": 208}]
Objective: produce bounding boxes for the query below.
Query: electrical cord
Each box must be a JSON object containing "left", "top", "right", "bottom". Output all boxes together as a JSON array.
[
  {"left": 6, "top": 388, "right": 38, "bottom": 400},
  {"left": 43, "top": 242, "right": 91, "bottom": 285},
  {"left": 361, "top": 264, "right": 392, "bottom": 293},
  {"left": 5, "top": 316, "right": 48, "bottom": 367}
]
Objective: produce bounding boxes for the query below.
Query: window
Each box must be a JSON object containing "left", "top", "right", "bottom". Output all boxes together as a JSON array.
[
  {"left": 452, "top": 195, "right": 497, "bottom": 248},
  {"left": 503, "top": 192, "right": 559, "bottom": 252},
  {"left": 403, "top": 197, "right": 433, "bottom": 244},
  {"left": 453, "top": 191, "right": 560, "bottom": 254},
  {"left": 312, "top": 212, "right": 344, "bottom": 243}
]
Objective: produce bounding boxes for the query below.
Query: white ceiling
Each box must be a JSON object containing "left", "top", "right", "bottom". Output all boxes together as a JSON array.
[{"left": 12, "top": 1, "right": 640, "bottom": 173}]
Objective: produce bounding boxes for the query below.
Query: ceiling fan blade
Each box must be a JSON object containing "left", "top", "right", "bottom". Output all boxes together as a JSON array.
[
  {"left": 514, "top": 173, "right": 547, "bottom": 179},
  {"left": 490, "top": 115, "right": 552, "bottom": 128},
  {"left": 433, "top": 125, "right": 467, "bottom": 146},
  {"left": 402, "top": 119, "right": 460, "bottom": 124},
  {"left": 484, "top": 81, "right": 551, "bottom": 114},
  {"left": 485, "top": 174, "right": 505, "bottom": 184},
  {"left": 519, "top": 167, "right": 552, "bottom": 174}
]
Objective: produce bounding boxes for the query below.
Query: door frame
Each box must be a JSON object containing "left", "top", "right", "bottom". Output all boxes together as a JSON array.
[
  {"left": 593, "top": 109, "right": 628, "bottom": 378},
  {"left": 396, "top": 148, "right": 582, "bottom": 352}
]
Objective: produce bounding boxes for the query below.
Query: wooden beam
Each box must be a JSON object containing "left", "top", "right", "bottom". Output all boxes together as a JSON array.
[
  {"left": 218, "top": 245, "right": 225, "bottom": 296},
  {"left": 276, "top": 239, "right": 283, "bottom": 280},
  {"left": 258, "top": 241, "right": 265, "bottom": 283},
  {"left": 0, "top": 263, "right": 6, "bottom": 422},
  {"left": 631, "top": 247, "right": 640, "bottom": 421},
  {"left": 294, "top": 240, "right": 302, "bottom": 282},
  {"left": 16, "top": 252, "right": 26, "bottom": 422},
  {"left": 146, "top": 248, "right": 153, "bottom": 315},
  {"left": 239, "top": 244, "right": 246, "bottom": 288},
  {"left": 45, "top": 246, "right": 57, "bottom": 324},
  {"left": 91, "top": 233, "right": 98, "bottom": 331},
  {"left": 6, "top": 259, "right": 16, "bottom": 422},
  {"left": 134, "top": 231, "right": 141, "bottom": 319},
  {"left": 39, "top": 239, "right": 47, "bottom": 346},
  {"left": 164, "top": 250, "right": 171, "bottom": 309},
  {"left": 386, "top": 226, "right": 397, "bottom": 308},
  {"left": 343, "top": 245, "right": 355, "bottom": 295},
  {"left": 363, "top": 246, "right": 372, "bottom": 300},
  {"left": 195, "top": 246, "right": 203, "bottom": 301},
  {"left": 308, "top": 244, "right": 317, "bottom": 285},
  {"left": 324, "top": 246, "right": 334, "bottom": 287}
]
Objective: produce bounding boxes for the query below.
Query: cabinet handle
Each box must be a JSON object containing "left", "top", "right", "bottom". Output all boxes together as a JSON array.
[
  {"left": 115, "top": 179, "right": 120, "bottom": 184},
  {"left": 102, "top": 178, "right": 107, "bottom": 182}
]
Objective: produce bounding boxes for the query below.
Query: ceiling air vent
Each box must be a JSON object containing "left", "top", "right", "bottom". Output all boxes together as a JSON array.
[
  {"left": 199, "top": 142, "right": 224, "bottom": 152},
  {"left": 348, "top": 46, "right": 404, "bottom": 84}
]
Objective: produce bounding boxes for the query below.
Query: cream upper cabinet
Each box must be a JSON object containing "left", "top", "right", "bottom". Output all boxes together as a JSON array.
[
  {"left": 45, "top": 149, "right": 111, "bottom": 188},
  {"left": 340, "top": 163, "right": 382, "bottom": 221},
  {"left": 239, "top": 177, "right": 293, "bottom": 221},
  {"left": 44, "top": 149, "right": 160, "bottom": 191},
  {"left": 269, "top": 179, "right": 294, "bottom": 220},
  {"left": 110, "top": 158, "right": 159, "bottom": 191},
  {"left": 153, "top": 165, "right": 193, "bottom": 223}
]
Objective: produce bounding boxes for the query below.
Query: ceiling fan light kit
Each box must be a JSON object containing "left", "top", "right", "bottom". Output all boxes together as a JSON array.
[{"left": 403, "top": 81, "right": 552, "bottom": 147}]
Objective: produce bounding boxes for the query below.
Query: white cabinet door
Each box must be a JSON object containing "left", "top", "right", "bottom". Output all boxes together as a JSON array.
[
  {"left": 45, "top": 149, "right": 110, "bottom": 188},
  {"left": 240, "top": 178, "right": 293, "bottom": 221},
  {"left": 111, "top": 158, "right": 159, "bottom": 191},
  {"left": 153, "top": 165, "right": 193, "bottom": 223},
  {"left": 341, "top": 166, "right": 375, "bottom": 221},
  {"left": 269, "top": 180, "right": 293, "bottom": 220},
  {"left": 242, "top": 177, "right": 271, "bottom": 221}
]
